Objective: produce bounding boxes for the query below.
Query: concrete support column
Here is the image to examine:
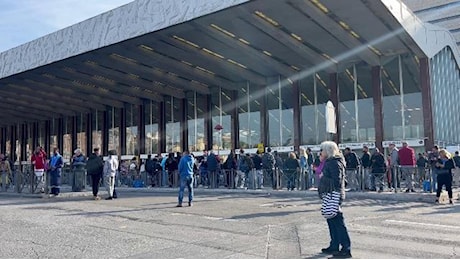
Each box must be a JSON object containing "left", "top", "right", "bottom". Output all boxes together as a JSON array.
[
  {"left": 372, "top": 66, "right": 384, "bottom": 152},
  {"left": 58, "top": 118, "right": 64, "bottom": 154},
  {"left": 44, "top": 120, "right": 51, "bottom": 155},
  {"left": 119, "top": 107, "right": 126, "bottom": 155},
  {"left": 259, "top": 85, "right": 269, "bottom": 148},
  {"left": 180, "top": 98, "right": 188, "bottom": 152},
  {"left": 0, "top": 127, "right": 6, "bottom": 154},
  {"left": 293, "top": 81, "right": 301, "bottom": 151},
  {"left": 71, "top": 116, "right": 77, "bottom": 152},
  {"left": 420, "top": 57, "right": 434, "bottom": 150},
  {"left": 231, "top": 90, "right": 240, "bottom": 150},
  {"left": 138, "top": 103, "right": 146, "bottom": 155},
  {"left": 10, "top": 125, "right": 17, "bottom": 162},
  {"left": 32, "top": 122, "right": 38, "bottom": 148},
  {"left": 86, "top": 113, "right": 93, "bottom": 154},
  {"left": 329, "top": 73, "right": 340, "bottom": 143},
  {"left": 205, "top": 94, "right": 213, "bottom": 151},
  {"left": 20, "top": 124, "right": 27, "bottom": 162},
  {"left": 158, "top": 101, "right": 166, "bottom": 154},
  {"left": 102, "top": 110, "right": 109, "bottom": 155}
]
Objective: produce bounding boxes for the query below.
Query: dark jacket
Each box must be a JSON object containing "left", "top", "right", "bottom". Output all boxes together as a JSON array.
[
  {"left": 224, "top": 154, "right": 237, "bottom": 170},
  {"left": 436, "top": 158, "right": 455, "bottom": 174},
  {"left": 344, "top": 152, "right": 360, "bottom": 169},
  {"left": 361, "top": 152, "right": 371, "bottom": 168},
  {"left": 86, "top": 153, "right": 104, "bottom": 175},
  {"left": 370, "top": 152, "right": 386, "bottom": 174},
  {"left": 262, "top": 153, "right": 275, "bottom": 169},
  {"left": 284, "top": 157, "right": 300, "bottom": 174},
  {"left": 252, "top": 155, "right": 262, "bottom": 170},
  {"left": 416, "top": 156, "right": 428, "bottom": 168},
  {"left": 207, "top": 153, "right": 219, "bottom": 172},
  {"left": 319, "top": 156, "right": 346, "bottom": 200}
]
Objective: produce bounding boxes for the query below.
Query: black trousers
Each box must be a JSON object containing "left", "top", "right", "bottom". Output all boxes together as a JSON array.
[
  {"left": 91, "top": 173, "right": 102, "bottom": 196},
  {"left": 436, "top": 173, "right": 453, "bottom": 199}
]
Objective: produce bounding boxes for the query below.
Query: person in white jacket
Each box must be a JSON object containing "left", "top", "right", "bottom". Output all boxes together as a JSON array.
[{"left": 104, "top": 150, "right": 119, "bottom": 200}]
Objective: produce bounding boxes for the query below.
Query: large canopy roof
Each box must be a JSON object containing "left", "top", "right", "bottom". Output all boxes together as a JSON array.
[{"left": 0, "top": 0, "right": 427, "bottom": 126}]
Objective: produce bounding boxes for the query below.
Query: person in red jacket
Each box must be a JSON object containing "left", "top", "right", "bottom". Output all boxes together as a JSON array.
[
  {"left": 31, "top": 146, "right": 47, "bottom": 193},
  {"left": 398, "top": 142, "right": 416, "bottom": 192}
]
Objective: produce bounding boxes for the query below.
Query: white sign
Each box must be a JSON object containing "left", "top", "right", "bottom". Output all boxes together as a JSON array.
[
  {"left": 339, "top": 142, "right": 375, "bottom": 150},
  {"left": 382, "top": 139, "right": 425, "bottom": 148},
  {"left": 325, "top": 101, "right": 337, "bottom": 134},
  {"left": 234, "top": 148, "right": 258, "bottom": 155},
  {"left": 270, "top": 146, "right": 294, "bottom": 153},
  {"left": 300, "top": 145, "right": 322, "bottom": 152}
]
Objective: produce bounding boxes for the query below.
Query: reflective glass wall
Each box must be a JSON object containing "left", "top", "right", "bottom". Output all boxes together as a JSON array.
[
  {"left": 165, "top": 96, "right": 181, "bottom": 152},
  {"left": 108, "top": 107, "right": 120, "bottom": 154},
  {"left": 145, "top": 101, "right": 159, "bottom": 155},
  {"left": 267, "top": 77, "right": 294, "bottom": 147},
  {"left": 238, "top": 83, "right": 261, "bottom": 148},
  {"left": 186, "top": 92, "right": 206, "bottom": 152},
  {"left": 211, "top": 88, "right": 232, "bottom": 151},
  {"left": 431, "top": 47, "right": 460, "bottom": 145},
  {"left": 92, "top": 110, "right": 103, "bottom": 151},
  {"left": 126, "top": 104, "right": 138, "bottom": 155}
]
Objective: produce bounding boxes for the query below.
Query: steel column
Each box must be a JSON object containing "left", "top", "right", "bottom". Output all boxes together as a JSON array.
[
  {"left": 372, "top": 66, "right": 384, "bottom": 152},
  {"left": 420, "top": 57, "right": 434, "bottom": 150}
]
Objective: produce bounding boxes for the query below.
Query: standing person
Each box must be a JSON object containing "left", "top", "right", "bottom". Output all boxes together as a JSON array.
[
  {"left": 177, "top": 151, "right": 195, "bottom": 207},
  {"left": 274, "top": 151, "right": 284, "bottom": 189},
  {"left": 284, "top": 152, "right": 300, "bottom": 191},
  {"left": 160, "top": 154, "right": 167, "bottom": 187},
  {"left": 428, "top": 146, "right": 440, "bottom": 191},
  {"left": 104, "top": 150, "right": 119, "bottom": 200},
  {"left": 224, "top": 150, "right": 237, "bottom": 188},
  {"left": 86, "top": 148, "right": 104, "bottom": 200},
  {"left": 252, "top": 151, "right": 263, "bottom": 189},
  {"left": 343, "top": 148, "right": 360, "bottom": 191},
  {"left": 0, "top": 154, "right": 12, "bottom": 190},
  {"left": 361, "top": 146, "right": 372, "bottom": 190},
  {"left": 306, "top": 148, "right": 314, "bottom": 188},
  {"left": 299, "top": 148, "right": 309, "bottom": 190},
  {"left": 244, "top": 153, "right": 255, "bottom": 189},
  {"left": 235, "top": 149, "right": 248, "bottom": 189},
  {"left": 452, "top": 151, "right": 460, "bottom": 187},
  {"left": 435, "top": 149, "right": 455, "bottom": 204},
  {"left": 207, "top": 151, "right": 219, "bottom": 188},
  {"left": 318, "top": 141, "right": 351, "bottom": 259},
  {"left": 166, "top": 153, "right": 178, "bottom": 187},
  {"left": 48, "top": 147, "right": 63, "bottom": 197},
  {"left": 370, "top": 148, "right": 386, "bottom": 192},
  {"left": 388, "top": 143, "right": 399, "bottom": 190},
  {"left": 398, "top": 142, "right": 416, "bottom": 192},
  {"left": 262, "top": 148, "right": 276, "bottom": 189},
  {"left": 416, "top": 153, "right": 428, "bottom": 186},
  {"left": 145, "top": 154, "right": 155, "bottom": 187},
  {"left": 31, "top": 146, "right": 47, "bottom": 193}
]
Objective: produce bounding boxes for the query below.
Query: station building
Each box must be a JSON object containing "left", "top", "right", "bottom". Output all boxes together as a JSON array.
[{"left": 0, "top": 0, "right": 460, "bottom": 161}]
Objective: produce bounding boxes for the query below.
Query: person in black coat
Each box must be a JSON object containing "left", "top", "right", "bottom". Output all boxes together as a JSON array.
[
  {"left": 86, "top": 148, "right": 104, "bottom": 200},
  {"left": 435, "top": 149, "right": 455, "bottom": 204},
  {"left": 370, "top": 148, "right": 386, "bottom": 192},
  {"left": 318, "top": 141, "right": 352, "bottom": 259}
]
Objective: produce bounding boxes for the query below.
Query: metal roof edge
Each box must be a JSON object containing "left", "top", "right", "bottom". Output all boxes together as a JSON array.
[{"left": 0, "top": 0, "right": 249, "bottom": 80}]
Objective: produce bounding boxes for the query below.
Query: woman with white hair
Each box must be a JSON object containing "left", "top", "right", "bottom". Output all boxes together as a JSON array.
[{"left": 318, "top": 141, "right": 351, "bottom": 259}]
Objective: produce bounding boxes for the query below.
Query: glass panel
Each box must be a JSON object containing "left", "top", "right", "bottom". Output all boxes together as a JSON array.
[
  {"left": 77, "top": 114, "right": 86, "bottom": 156},
  {"left": 187, "top": 92, "right": 206, "bottom": 152},
  {"left": 50, "top": 119, "right": 59, "bottom": 154},
  {"left": 267, "top": 79, "right": 294, "bottom": 147},
  {"left": 339, "top": 67, "right": 357, "bottom": 143},
  {"left": 238, "top": 84, "right": 261, "bottom": 148},
  {"left": 126, "top": 104, "right": 138, "bottom": 155},
  {"left": 165, "top": 97, "right": 182, "bottom": 152},
  {"left": 300, "top": 75, "right": 316, "bottom": 145},
  {"left": 108, "top": 107, "right": 120, "bottom": 154},
  {"left": 401, "top": 54, "right": 423, "bottom": 140},
  {"left": 145, "top": 101, "right": 159, "bottom": 155},
  {"left": 356, "top": 65, "right": 375, "bottom": 142},
  {"left": 63, "top": 117, "right": 72, "bottom": 160},
  {"left": 92, "top": 110, "right": 103, "bottom": 152},
  {"left": 382, "top": 57, "right": 402, "bottom": 141},
  {"left": 211, "top": 88, "right": 233, "bottom": 151}
]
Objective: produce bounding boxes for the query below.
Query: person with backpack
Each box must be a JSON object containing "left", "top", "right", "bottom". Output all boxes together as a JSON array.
[{"left": 86, "top": 148, "right": 104, "bottom": 200}]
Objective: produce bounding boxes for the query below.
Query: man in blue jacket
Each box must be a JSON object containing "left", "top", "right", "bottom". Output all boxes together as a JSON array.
[{"left": 177, "top": 151, "right": 195, "bottom": 207}]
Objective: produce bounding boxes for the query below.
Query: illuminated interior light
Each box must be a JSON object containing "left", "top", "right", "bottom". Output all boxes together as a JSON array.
[
  {"left": 238, "top": 38, "right": 250, "bottom": 45},
  {"left": 241, "top": 88, "right": 247, "bottom": 93},
  {"left": 254, "top": 100, "right": 261, "bottom": 106},
  {"left": 263, "top": 50, "right": 272, "bottom": 56},
  {"left": 181, "top": 60, "right": 193, "bottom": 66},
  {"left": 254, "top": 11, "right": 279, "bottom": 26},
  {"left": 322, "top": 53, "right": 338, "bottom": 63},
  {"left": 368, "top": 45, "right": 382, "bottom": 56},
  {"left": 291, "top": 65, "right": 300, "bottom": 71},
  {"left": 339, "top": 21, "right": 350, "bottom": 30},
  {"left": 210, "top": 24, "right": 236, "bottom": 38},
  {"left": 202, "top": 48, "right": 225, "bottom": 59},
  {"left": 310, "top": 0, "right": 329, "bottom": 13},
  {"left": 167, "top": 72, "right": 178, "bottom": 77},
  {"left": 111, "top": 53, "right": 138, "bottom": 63},
  {"left": 85, "top": 61, "right": 97, "bottom": 66},
  {"left": 42, "top": 73, "right": 55, "bottom": 79},
  {"left": 414, "top": 56, "right": 420, "bottom": 64},
  {"left": 383, "top": 69, "right": 389, "bottom": 77},
  {"left": 350, "top": 31, "right": 360, "bottom": 39},
  {"left": 227, "top": 59, "right": 247, "bottom": 69},
  {"left": 195, "top": 66, "right": 215, "bottom": 75},
  {"left": 191, "top": 80, "right": 208, "bottom": 87},
  {"left": 287, "top": 78, "right": 293, "bottom": 84},
  {"left": 291, "top": 33, "right": 302, "bottom": 41},
  {"left": 172, "top": 35, "right": 200, "bottom": 48},
  {"left": 139, "top": 44, "right": 154, "bottom": 51}
]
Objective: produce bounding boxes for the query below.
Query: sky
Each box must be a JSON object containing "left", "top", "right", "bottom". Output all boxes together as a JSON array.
[{"left": 0, "top": 0, "right": 134, "bottom": 53}]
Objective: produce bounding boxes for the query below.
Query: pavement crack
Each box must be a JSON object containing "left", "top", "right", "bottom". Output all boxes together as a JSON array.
[
  {"left": 294, "top": 225, "right": 302, "bottom": 257},
  {"left": 265, "top": 224, "right": 271, "bottom": 259}
]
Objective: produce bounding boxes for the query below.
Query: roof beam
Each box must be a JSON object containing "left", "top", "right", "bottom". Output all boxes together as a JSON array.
[
  {"left": 191, "top": 21, "right": 298, "bottom": 78},
  {"left": 153, "top": 34, "right": 267, "bottom": 85},
  {"left": 237, "top": 7, "right": 336, "bottom": 73},
  {"left": 0, "top": 96, "right": 67, "bottom": 117},
  {"left": 0, "top": 104, "right": 51, "bottom": 121},
  {"left": 7, "top": 83, "right": 106, "bottom": 111},
  {"left": 14, "top": 77, "right": 124, "bottom": 109},
  {"left": 104, "top": 48, "right": 211, "bottom": 95},
  {"left": 292, "top": 0, "right": 381, "bottom": 66}
]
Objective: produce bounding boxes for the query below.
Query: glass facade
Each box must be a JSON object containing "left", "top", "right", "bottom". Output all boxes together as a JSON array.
[
  {"left": 187, "top": 92, "right": 206, "bottom": 153},
  {"left": 145, "top": 101, "right": 159, "bottom": 155},
  {"left": 238, "top": 83, "right": 260, "bottom": 148},
  {"left": 267, "top": 77, "right": 294, "bottom": 147},
  {"left": 165, "top": 96, "right": 181, "bottom": 152},
  {"left": 211, "top": 88, "right": 232, "bottom": 151},
  {"left": 126, "top": 104, "right": 138, "bottom": 155},
  {"left": 108, "top": 107, "right": 120, "bottom": 154},
  {"left": 431, "top": 47, "right": 460, "bottom": 145},
  {"left": 92, "top": 110, "right": 103, "bottom": 151},
  {"left": 76, "top": 113, "right": 87, "bottom": 156},
  {"left": 63, "top": 117, "right": 72, "bottom": 159}
]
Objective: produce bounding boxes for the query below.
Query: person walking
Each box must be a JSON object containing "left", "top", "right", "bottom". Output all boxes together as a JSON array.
[
  {"left": 177, "top": 151, "right": 195, "bottom": 207},
  {"left": 398, "top": 141, "right": 416, "bottom": 192},
  {"left": 48, "top": 147, "right": 63, "bottom": 197},
  {"left": 86, "top": 148, "right": 104, "bottom": 200},
  {"left": 435, "top": 149, "right": 455, "bottom": 204},
  {"left": 318, "top": 141, "right": 352, "bottom": 259},
  {"left": 104, "top": 150, "right": 119, "bottom": 200}
]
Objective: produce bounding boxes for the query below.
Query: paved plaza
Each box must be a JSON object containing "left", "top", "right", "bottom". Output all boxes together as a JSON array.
[{"left": 0, "top": 189, "right": 459, "bottom": 259}]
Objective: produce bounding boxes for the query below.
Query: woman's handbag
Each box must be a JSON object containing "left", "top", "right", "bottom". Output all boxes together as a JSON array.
[{"left": 321, "top": 191, "right": 341, "bottom": 219}]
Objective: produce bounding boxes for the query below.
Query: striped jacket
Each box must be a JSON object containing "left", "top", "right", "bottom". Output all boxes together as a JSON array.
[{"left": 321, "top": 191, "right": 341, "bottom": 219}]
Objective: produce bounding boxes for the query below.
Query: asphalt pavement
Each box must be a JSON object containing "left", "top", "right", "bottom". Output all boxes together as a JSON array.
[{"left": 0, "top": 187, "right": 459, "bottom": 259}]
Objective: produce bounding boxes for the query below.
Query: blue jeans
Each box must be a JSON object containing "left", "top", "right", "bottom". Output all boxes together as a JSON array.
[
  {"left": 178, "top": 175, "right": 194, "bottom": 204},
  {"left": 326, "top": 212, "right": 351, "bottom": 252}
]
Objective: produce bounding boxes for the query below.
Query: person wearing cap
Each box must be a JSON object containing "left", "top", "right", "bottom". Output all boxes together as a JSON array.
[{"left": 398, "top": 141, "right": 416, "bottom": 192}]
